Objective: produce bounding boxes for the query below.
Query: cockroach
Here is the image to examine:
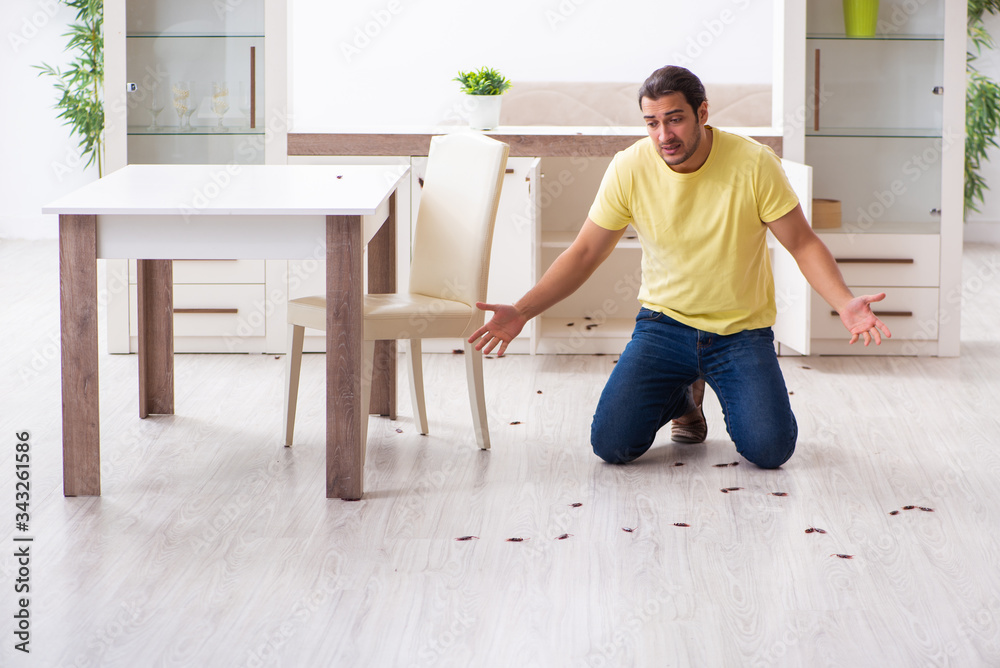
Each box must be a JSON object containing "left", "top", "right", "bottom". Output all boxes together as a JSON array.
[
  {"left": 713, "top": 462, "right": 740, "bottom": 468},
  {"left": 672, "top": 462, "right": 685, "bottom": 467},
  {"left": 509, "top": 421, "right": 522, "bottom": 425},
  {"left": 903, "top": 505, "right": 916, "bottom": 510},
  {"left": 889, "top": 510, "right": 900, "bottom": 515},
  {"left": 506, "top": 537, "right": 527, "bottom": 542},
  {"left": 788, "top": 391, "right": 795, "bottom": 395},
  {"left": 537, "top": 390, "right": 543, "bottom": 394},
  {"left": 831, "top": 553, "right": 854, "bottom": 559},
  {"left": 771, "top": 492, "right": 789, "bottom": 497},
  {"left": 566, "top": 322, "right": 575, "bottom": 327},
  {"left": 622, "top": 527, "right": 635, "bottom": 533},
  {"left": 584, "top": 316, "right": 593, "bottom": 320},
  {"left": 673, "top": 523, "right": 690, "bottom": 528},
  {"left": 570, "top": 502, "right": 583, "bottom": 507},
  {"left": 805, "top": 527, "right": 827, "bottom": 534},
  {"left": 586, "top": 324, "right": 598, "bottom": 330},
  {"left": 720, "top": 487, "right": 743, "bottom": 493},
  {"left": 801, "top": 365, "right": 811, "bottom": 370},
  {"left": 555, "top": 533, "right": 573, "bottom": 540},
  {"left": 452, "top": 349, "right": 465, "bottom": 354},
  {"left": 919, "top": 507, "right": 935, "bottom": 512},
  {"left": 455, "top": 536, "right": 479, "bottom": 541}
]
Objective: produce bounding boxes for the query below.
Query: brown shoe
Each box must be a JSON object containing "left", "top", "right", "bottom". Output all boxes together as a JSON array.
[{"left": 671, "top": 379, "right": 706, "bottom": 444}]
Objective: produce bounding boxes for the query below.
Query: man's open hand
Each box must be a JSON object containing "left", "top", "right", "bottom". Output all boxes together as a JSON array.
[
  {"left": 839, "top": 293, "right": 892, "bottom": 346},
  {"left": 468, "top": 302, "right": 527, "bottom": 356}
]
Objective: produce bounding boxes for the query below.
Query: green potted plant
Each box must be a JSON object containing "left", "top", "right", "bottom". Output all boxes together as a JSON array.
[
  {"left": 842, "top": 0, "right": 879, "bottom": 37},
  {"left": 454, "top": 66, "right": 512, "bottom": 131},
  {"left": 36, "top": 0, "right": 105, "bottom": 177},
  {"left": 966, "top": 0, "right": 1000, "bottom": 215}
]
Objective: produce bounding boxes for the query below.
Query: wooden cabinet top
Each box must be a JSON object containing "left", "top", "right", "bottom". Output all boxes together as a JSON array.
[{"left": 288, "top": 126, "right": 782, "bottom": 158}]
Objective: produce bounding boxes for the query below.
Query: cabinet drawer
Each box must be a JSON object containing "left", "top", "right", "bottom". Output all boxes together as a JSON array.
[
  {"left": 128, "top": 259, "right": 266, "bottom": 284},
  {"left": 818, "top": 233, "right": 939, "bottom": 287},
  {"left": 129, "top": 284, "right": 266, "bottom": 337},
  {"left": 810, "top": 287, "right": 938, "bottom": 340}
]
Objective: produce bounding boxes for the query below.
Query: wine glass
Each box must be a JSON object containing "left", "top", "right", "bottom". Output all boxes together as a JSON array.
[
  {"left": 172, "top": 81, "right": 192, "bottom": 130},
  {"left": 211, "top": 81, "right": 230, "bottom": 132},
  {"left": 146, "top": 81, "right": 164, "bottom": 131},
  {"left": 238, "top": 82, "right": 252, "bottom": 129}
]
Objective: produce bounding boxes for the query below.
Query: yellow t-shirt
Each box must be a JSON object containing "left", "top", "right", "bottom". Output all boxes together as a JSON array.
[{"left": 588, "top": 127, "right": 798, "bottom": 335}]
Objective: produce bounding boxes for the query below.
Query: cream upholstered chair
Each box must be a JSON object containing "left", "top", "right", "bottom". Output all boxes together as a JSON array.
[{"left": 283, "top": 133, "right": 510, "bottom": 450}]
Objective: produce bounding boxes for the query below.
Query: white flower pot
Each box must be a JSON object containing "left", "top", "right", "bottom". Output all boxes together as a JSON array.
[{"left": 465, "top": 94, "right": 503, "bottom": 131}]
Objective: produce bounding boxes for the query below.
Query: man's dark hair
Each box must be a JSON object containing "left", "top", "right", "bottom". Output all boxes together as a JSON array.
[{"left": 637, "top": 66, "right": 707, "bottom": 115}]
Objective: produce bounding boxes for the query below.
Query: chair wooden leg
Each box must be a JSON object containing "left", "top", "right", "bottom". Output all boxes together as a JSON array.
[
  {"left": 407, "top": 339, "right": 429, "bottom": 435},
  {"left": 283, "top": 323, "right": 305, "bottom": 446},
  {"left": 361, "top": 340, "right": 376, "bottom": 467},
  {"left": 464, "top": 340, "right": 490, "bottom": 450}
]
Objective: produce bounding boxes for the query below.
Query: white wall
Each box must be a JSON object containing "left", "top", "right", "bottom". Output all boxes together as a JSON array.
[
  {"left": 2, "top": 0, "right": 101, "bottom": 240},
  {"left": 288, "top": 0, "right": 774, "bottom": 130}
]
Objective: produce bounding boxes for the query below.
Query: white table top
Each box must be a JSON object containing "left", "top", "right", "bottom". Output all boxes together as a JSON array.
[{"left": 42, "top": 164, "right": 409, "bottom": 217}]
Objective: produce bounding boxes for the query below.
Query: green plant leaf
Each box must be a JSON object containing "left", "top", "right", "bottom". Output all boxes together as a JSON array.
[{"left": 36, "top": 0, "right": 104, "bottom": 177}]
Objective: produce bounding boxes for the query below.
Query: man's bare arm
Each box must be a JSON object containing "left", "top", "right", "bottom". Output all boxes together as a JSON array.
[
  {"left": 767, "top": 204, "right": 891, "bottom": 346},
  {"left": 469, "top": 218, "right": 626, "bottom": 355}
]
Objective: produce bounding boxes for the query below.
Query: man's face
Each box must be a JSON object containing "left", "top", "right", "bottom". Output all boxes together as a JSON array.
[{"left": 641, "top": 93, "right": 709, "bottom": 173}]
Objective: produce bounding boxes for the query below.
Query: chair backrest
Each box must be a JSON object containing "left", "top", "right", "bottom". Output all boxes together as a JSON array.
[{"left": 408, "top": 133, "right": 509, "bottom": 321}]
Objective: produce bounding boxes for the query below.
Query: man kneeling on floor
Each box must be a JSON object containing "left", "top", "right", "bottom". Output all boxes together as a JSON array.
[{"left": 468, "top": 65, "right": 891, "bottom": 468}]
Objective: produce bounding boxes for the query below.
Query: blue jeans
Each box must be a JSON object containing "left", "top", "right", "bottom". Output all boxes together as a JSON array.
[{"left": 591, "top": 308, "right": 796, "bottom": 468}]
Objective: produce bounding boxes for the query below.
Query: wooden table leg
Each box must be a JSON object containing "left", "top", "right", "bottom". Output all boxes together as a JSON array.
[
  {"left": 136, "top": 260, "right": 174, "bottom": 417},
  {"left": 60, "top": 215, "right": 101, "bottom": 496},
  {"left": 367, "top": 192, "right": 397, "bottom": 419},
  {"left": 327, "top": 214, "right": 365, "bottom": 500}
]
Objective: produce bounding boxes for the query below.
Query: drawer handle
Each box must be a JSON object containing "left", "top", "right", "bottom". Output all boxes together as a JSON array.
[
  {"left": 830, "top": 310, "right": 913, "bottom": 318},
  {"left": 835, "top": 258, "right": 914, "bottom": 264},
  {"left": 174, "top": 308, "right": 239, "bottom": 315}
]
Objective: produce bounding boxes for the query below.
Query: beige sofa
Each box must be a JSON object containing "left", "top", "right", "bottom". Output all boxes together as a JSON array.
[{"left": 498, "top": 82, "right": 772, "bottom": 127}]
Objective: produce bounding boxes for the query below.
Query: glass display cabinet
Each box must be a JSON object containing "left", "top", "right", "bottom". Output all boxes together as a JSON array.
[
  {"left": 782, "top": 0, "right": 965, "bottom": 356},
  {"left": 104, "top": 0, "right": 287, "bottom": 353}
]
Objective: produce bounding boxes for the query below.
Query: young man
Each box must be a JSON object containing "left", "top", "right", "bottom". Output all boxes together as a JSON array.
[{"left": 468, "top": 66, "right": 891, "bottom": 468}]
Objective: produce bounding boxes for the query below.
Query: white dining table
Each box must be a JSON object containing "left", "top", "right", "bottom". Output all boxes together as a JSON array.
[{"left": 43, "top": 163, "right": 409, "bottom": 500}]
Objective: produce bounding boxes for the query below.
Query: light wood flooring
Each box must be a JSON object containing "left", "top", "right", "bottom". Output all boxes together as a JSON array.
[{"left": 2, "top": 239, "right": 1000, "bottom": 667}]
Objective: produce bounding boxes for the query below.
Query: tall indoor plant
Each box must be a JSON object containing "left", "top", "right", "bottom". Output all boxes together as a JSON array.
[
  {"left": 37, "top": 0, "right": 105, "bottom": 177},
  {"left": 454, "top": 67, "right": 512, "bottom": 131},
  {"left": 966, "top": 0, "right": 1000, "bottom": 214}
]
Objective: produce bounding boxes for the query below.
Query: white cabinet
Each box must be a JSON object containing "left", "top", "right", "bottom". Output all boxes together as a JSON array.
[
  {"left": 781, "top": 0, "right": 965, "bottom": 356},
  {"left": 103, "top": 0, "right": 287, "bottom": 353}
]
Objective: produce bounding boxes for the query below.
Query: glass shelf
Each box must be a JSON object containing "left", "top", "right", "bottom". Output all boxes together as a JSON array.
[
  {"left": 127, "top": 126, "right": 264, "bottom": 136},
  {"left": 127, "top": 33, "right": 265, "bottom": 39},
  {"left": 806, "top": 33, "right": 943, "bottom": 41},
  {"left": 807, "top": 128, "right": 942, "bottom": 139}
]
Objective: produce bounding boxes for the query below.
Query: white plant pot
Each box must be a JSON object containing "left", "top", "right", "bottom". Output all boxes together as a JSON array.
[{"left": 466, "top": 94, "right": 502, "bottom": 131}]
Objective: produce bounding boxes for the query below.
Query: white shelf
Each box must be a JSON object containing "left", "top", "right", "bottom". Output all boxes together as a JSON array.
[
  {"left": 534, "top": 317, "right": 635, "bottom": 355},
  {"left": 540, "top": 231, "right": 642, "bottom": 250}
]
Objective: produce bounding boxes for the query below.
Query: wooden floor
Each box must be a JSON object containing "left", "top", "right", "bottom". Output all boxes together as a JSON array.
[{"left": 2, "top": 239, "right": 1000, "bottom": 668}]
